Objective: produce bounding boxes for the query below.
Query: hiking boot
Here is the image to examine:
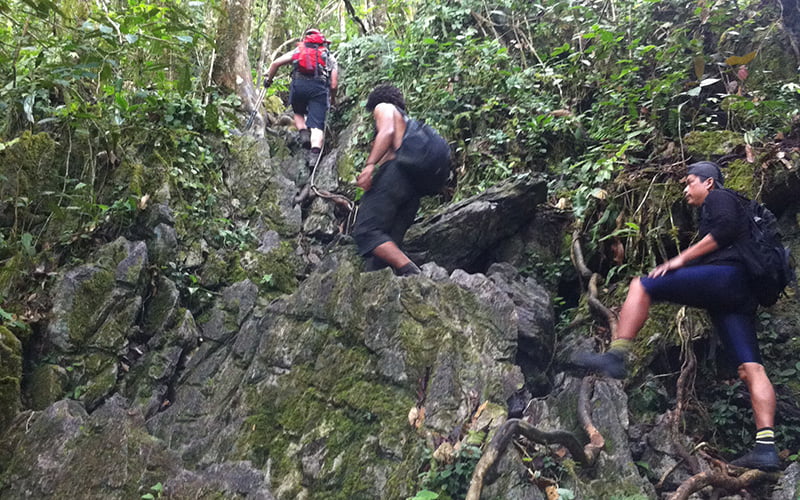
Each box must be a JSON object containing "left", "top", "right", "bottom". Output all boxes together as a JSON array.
[
  {"left": 306, "top": 149, "right": 320, "bottom": 169},
  {"left": 396, "top": 261, "right": 421, "bottom": 277},
  {"left": 730, "top": 445, "right": 780, "bottom": 471},
  {"left": 297, "top": 128, "right": 311, "bottom": 149},
  {"left": 570, "top": 349, "right": 627, "bottom": 379}
]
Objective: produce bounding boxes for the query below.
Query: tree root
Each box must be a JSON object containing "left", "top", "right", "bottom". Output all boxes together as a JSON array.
[
  {"left": 577, "top": 376, "right": 604, "bottom": 463},
  {"left": 466, "top": 378, "right": 603, "bottom": 500},
  {"left": 571, "top": 230, "right": 618, "bottom": 337},
  {"left": 668, "top": 467, "right": 780, "bottom": 500}
]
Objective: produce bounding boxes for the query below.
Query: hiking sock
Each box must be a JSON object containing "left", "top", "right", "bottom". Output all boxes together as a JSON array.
[
  {"left": 609, "top": 338, "right": 633, "bottom": 355},
  {"left": 731, "top": 428, "right": 779, "bottom": 470},
  {"left": 397, "top": 261, "right": 421, "bottom": 276},
  {"left": 755, "top": 427, "right": 776, "bottom": 446}
]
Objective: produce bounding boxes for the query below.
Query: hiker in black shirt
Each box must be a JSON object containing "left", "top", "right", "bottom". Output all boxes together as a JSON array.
[
  {"left": 572, "top": 161, "right": 780, "bottom": 471},
  {"left": 352, "top": 85, "right": 421, "bottom": 276}
]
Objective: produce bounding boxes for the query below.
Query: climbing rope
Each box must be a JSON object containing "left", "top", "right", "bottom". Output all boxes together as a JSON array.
[{"left": 304, "top": 139, "right": 358, "bottom": 234}]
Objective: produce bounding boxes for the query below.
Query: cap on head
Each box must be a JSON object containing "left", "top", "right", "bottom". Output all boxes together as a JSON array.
[
  {"left": 687, "top": 161, "right": 724, "bottom": 188},
  {"left": 304, "top": 28, "right": 326, "bottom": 44}
]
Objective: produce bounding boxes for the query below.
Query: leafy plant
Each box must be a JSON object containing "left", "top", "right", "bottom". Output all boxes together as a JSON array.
[
  {"left": 141, "top": 481, "right": 163, "bottom": 499},
  {"left": 406, "top": 490, "right": 439, "bottom": 500},
  {"left": 414, "top": 443, "right": 482, "bottom": 500}
]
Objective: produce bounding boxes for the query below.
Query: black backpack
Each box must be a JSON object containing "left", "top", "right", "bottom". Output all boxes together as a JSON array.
[
  {"left": 727, "top": 189, "right": 796, "bottom": 306},
  {"left": 394, "top": 118, "right": 451, "bottom": 195}
]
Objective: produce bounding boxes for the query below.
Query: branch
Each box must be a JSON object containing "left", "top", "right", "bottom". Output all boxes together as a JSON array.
[
  {"left": 466, "top": 419, "right": 589, "bottom": 500},
  {"left": 668, "top": 468, "right": 780, "bottom": 500},
  {"left": 588, "top": 273, "right": 618, "bottom": 337},
  {"left": 672, "top": 307, "right": 696, "bottom": 433},
  {"left": 342, "top": 0, "right": 368, "bottom": 35}
]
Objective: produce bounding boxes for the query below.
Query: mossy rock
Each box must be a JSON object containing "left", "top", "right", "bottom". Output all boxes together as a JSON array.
[
  {"left": 0, "top": 131, "right": 57, "bottom": 202},
  {"left": 0, "top": 326, "right": 22, "bottom": 430},
  {"left": 27, "top": 363, "right": 69, "bottom": 411},
  {"left": 724, "top": 159, "right": 758, "bottom": 197},
  {"left": 264, "top": 95, "right": 286, "bottom": 116},
  {"left": 241, "top": 342, "right": 420, "bottom": 500},
  {"left": 684, "top": 130, "right": 744, "bottom": 158}
]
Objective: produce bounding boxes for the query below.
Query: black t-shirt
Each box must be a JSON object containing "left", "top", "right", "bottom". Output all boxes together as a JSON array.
[{"left": 693, "top": 189, "right": 749, "bottom": 267}]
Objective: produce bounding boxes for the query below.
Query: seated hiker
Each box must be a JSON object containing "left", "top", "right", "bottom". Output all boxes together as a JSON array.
[
  {"left": 572, "top": 161, "right": 780, "bottom": 471},
  {"left": 352, "top": 84, "right": 451, "bottom": 276},
  {"left": 265, "top": 28, "right": 338, "bottom": 167}
]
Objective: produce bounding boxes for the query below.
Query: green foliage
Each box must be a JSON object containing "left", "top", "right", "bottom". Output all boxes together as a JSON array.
[
  {"left": 141, "top": 481, "right": 163, "bottom": 499},
  {"left": 413, "top": 443, "right": 481, "bottom": 500},
  {"left": 407, "top": 490, "right": 439, "bottom": 500},
  {"left": 0, "top": 300, "right": 27, "bottom": 333}
]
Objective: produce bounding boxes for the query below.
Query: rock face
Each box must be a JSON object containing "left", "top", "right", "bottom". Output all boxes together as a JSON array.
[
  {"left": 0, "top": 396, "right": 273, "bottom": 499},
  {"left": 145, "top": 250, "right": 533, "bottom": 499},
  {"left": 3, "top": 129, "right": 800, "bottom": 500},
  {"left": 43, "top": 237, "right": 149, "bottom": 410},
  {"left": 404, "top": 175, "right": 548, "bottom": 272},
  {"left": 1, "top": 240, "right": 558, "bottom": 499}
]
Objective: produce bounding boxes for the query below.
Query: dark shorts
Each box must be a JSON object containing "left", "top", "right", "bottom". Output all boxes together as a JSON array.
[
  {"left": 289, "top": 78, "right": 328, "bottom": 130},
  {"left": 640, "top": 265, "right": 762, "bottom": 364},
  {"left": 352, "top": 161, "right": 420, "bottom": 258}
]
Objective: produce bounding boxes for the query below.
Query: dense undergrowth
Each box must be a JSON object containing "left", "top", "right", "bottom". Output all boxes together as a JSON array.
[{"left": 1, "top": 0, "right": 800, "bottom": 497}]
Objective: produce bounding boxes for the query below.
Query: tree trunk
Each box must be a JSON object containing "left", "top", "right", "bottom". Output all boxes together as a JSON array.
[
  {"left": 255, "top": 0, "right": 281, "bottom": 87},
  {"left": 213, "top": 0, "right": 260, "bottom": 122}
]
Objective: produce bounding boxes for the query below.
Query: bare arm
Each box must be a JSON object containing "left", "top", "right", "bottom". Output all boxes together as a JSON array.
[
  {"left": 329, "top": 63, "right": 339, "bottom": 105},
  {"left": 265, "top": 51, "right": 294, "bottom": 84},
  {"left": 649, "top": 234, "right": 720, "bottom": 278},
  {"left": 356, "top": 103, "right": 396, "bottom": 190},
  {"left": 329, "top": 60, "right": 338, "bottom": 90}
]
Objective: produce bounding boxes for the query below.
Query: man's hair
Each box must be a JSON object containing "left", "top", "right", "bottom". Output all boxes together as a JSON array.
[
  {"left": 687, "top": 161, "right": 725, "bottom": 188},
  {"left": 365, "top": 84, "right": 406, "bottom": 112}
]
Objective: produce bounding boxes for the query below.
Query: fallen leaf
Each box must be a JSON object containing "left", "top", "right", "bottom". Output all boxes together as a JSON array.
[{"left": 725, "top": 51, "right": 757, "bottom": 66}]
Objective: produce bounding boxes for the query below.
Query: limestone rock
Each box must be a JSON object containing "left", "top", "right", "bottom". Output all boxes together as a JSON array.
[
  {"left": 0, "top": 326, "right": 22, "bottom": 431},
  {"left": 404, "top": 175, "right": 548, "bottom": 272}
]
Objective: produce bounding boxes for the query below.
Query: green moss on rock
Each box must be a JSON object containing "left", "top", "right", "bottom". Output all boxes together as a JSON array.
[
  {"left": 240, "top": 339, "right": 419, "bottom": 500},
  {"left": 723, "top": 159, "right": 757, "bottom": 197},
  {"left": 0, "top": 131, "right": 57, "bottom": 200},
  {"left": 27, "top": 363, "right": 68, "bottom": 410},
  {"left": 67, "top": 268, "right": 116, "bottom": 346},
  {"left": 0, "top": 326, "right": 22, "bottom": 430},
  {"left": 683, "top": 130, "right": 743, "bottom": 158}
]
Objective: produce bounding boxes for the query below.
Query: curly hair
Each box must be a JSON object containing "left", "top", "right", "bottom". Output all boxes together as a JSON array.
[{"left": 365, "top": 84, "right": 406, "bottom": 112}]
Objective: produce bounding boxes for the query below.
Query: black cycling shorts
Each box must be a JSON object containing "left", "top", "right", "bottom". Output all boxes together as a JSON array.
[
  {"left": 352, "top": 161, "right": 420, "bottom": 257},
  {"left": 640, "top": 264, "right": 761, "bottom": 365},
  {"left": 289, "top": 78, "right": 328, "bottom": 130}
]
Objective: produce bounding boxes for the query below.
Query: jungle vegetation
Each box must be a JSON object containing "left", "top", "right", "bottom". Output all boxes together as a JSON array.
[{"left": 1, "top": 0, "right": 799, "bottom": 497}]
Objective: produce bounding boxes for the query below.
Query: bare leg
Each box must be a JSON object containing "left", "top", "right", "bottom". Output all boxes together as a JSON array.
[
  {"left": 371, "top": 241, "right": 411, "bottom": 270},
  {"left": 571, "top": 276, "right": 649, "bottom": 378},
  {"left": 294, "top": 113, "right": 307, "bottom": 130},
  {"left": 309, "top": 128, "right": 324, "bottom": 150},
  {"left": 738, "top": 362, "right": 776, "bottom": 429},
  {"left": 616, "top": 277, "right": 651, "bottom": 341},
  {"left": 730, "top": 362, "right": 779, "bottom": 469}
]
